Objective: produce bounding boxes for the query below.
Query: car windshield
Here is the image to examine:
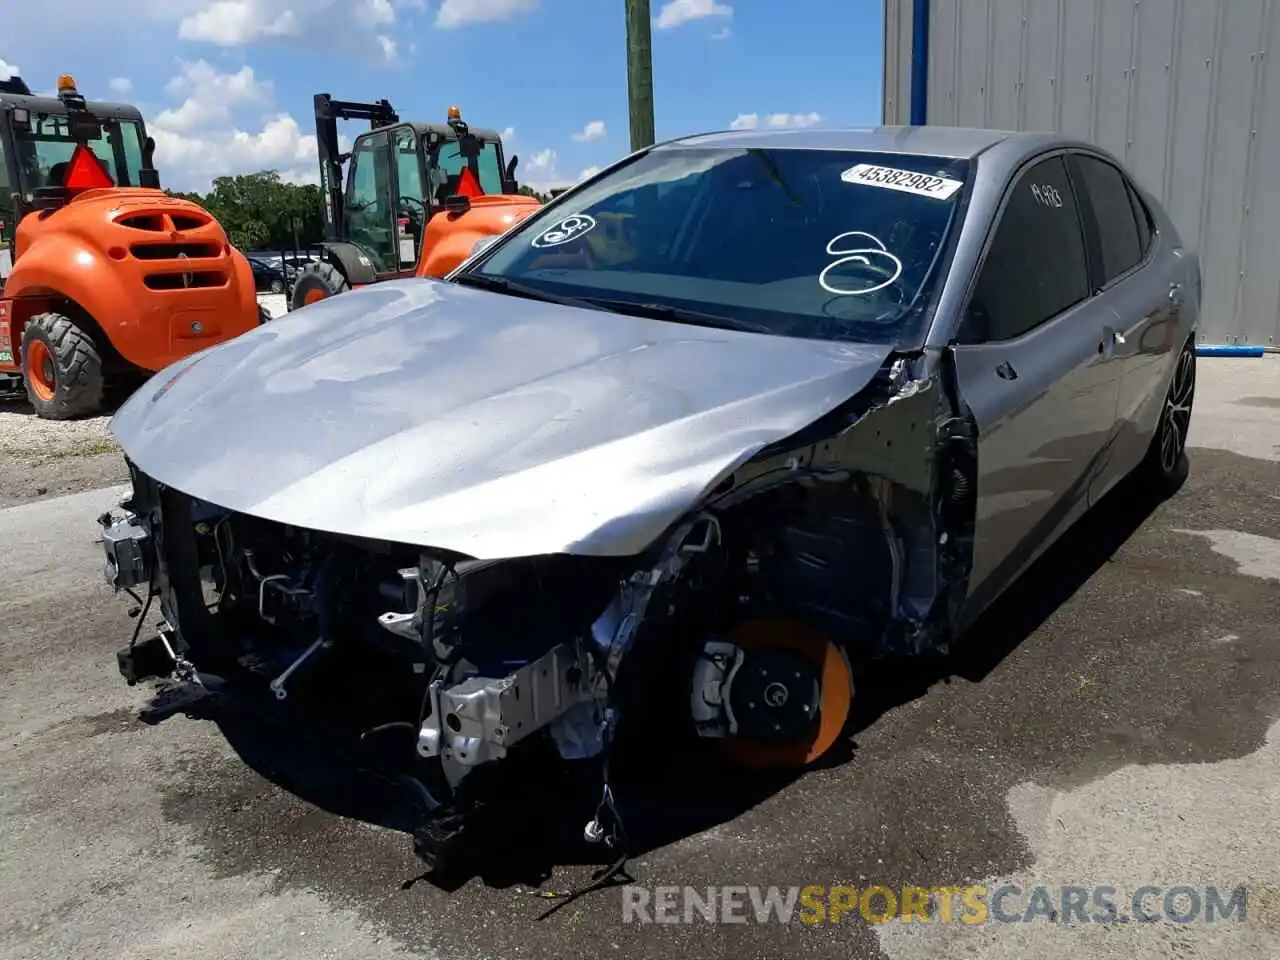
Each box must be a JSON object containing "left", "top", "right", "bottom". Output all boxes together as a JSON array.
[
  {"left": 12, "top": 113, "right": 146, "bottom": 190},
  {"left": 466, "top": 146, "right": 969, "bottom": 345}
]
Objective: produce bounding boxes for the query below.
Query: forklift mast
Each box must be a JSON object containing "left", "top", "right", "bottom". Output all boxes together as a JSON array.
[{"left": 312, "top": 93, "right": 399, "bottom": 242}]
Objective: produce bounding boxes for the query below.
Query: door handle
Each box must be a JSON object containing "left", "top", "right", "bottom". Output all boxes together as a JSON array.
[
  {"left": 995, "top": 360, "right": 1018, "bottom": 380},
  {"left": 1098, "top": 328, "right": 1125, "bottom": 355},
  {"left": 1168, "top": 283, "right": 1184, "bottom": 308}
]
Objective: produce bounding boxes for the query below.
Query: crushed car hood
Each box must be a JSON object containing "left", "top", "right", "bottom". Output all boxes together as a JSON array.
[{"left": 111, "top": 279, "right": 894, "bottom": 558}]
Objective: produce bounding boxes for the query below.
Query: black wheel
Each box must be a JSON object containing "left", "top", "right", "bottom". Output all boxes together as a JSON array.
[
  {"left": 289, "top": 260, "right": 350, "bottom": 311},
  {"left": 258, "top": 303, "right": 273, "bottom": 325},
  {"left": 20, "top": 311, "right": 105, "bottom": 420},
  {"left": 1141, "top": 338, "right": 1195, "bottom": 494}
]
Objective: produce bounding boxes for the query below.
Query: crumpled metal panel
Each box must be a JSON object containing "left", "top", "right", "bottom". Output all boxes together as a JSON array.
[{"left": 110, "top": 279, "right": 893, "bottom": 559}]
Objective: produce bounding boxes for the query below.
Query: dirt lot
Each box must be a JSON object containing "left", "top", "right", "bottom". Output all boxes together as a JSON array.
[
  {"left": 0, "top": 388, "right": 127, "bottom": 509},
  {"left": 0, "top": 356, "right": 1277, "bottom": 960},
  {"left": 0, "top": 295, "right": 286, "bottom": 509}
]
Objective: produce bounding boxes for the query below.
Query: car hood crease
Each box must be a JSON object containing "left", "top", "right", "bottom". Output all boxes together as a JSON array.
[{"left": 111, "top": 279, "right": 895, "bottom": 558}]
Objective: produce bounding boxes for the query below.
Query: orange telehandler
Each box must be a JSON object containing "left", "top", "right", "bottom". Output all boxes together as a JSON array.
[
  {"left": 0, "top": 73, "right": 265, "bottom": 419},
  {"left": 288, "top": 95, "right": 541, "bottom": 309}
]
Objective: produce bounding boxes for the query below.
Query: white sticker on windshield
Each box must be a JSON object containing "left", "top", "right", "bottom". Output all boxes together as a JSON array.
[
  {"left": 840, "top": 163, "right": 963, "bottom": 200},
  {"left": 531, "top": 214, "right": 597, "bottom": 248}
]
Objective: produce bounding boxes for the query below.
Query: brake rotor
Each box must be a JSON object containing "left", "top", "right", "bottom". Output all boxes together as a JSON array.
[{"left": 721, "top": 616, "right": 854, "bottom": 770}]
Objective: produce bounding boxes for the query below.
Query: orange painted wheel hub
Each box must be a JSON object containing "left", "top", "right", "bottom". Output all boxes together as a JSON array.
[
  {"left": 25, "top": 340, "right": 56, "bottom": 402},
  {"left": 721, "top": 617, "right": 854, "bottom": 770},
  {"left": 302, "top": 287, "right": 328, "bottom": 305}
]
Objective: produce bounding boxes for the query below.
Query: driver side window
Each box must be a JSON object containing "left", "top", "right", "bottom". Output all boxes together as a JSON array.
[{"left": 962, "top": 155, "right": 1090, "bottom": 343}]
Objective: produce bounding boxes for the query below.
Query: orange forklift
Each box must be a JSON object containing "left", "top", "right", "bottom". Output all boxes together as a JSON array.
[
  {"left": 0, "top": 73, "right": 265, "bottom": 419},
  {"left": 289, "top": 94, "right": 541, "bottom": 309}
]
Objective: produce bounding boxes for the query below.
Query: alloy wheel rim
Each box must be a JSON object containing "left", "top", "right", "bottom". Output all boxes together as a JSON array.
[{"left": 1160, "top": 346, "right": 1195, "bottom": 474}]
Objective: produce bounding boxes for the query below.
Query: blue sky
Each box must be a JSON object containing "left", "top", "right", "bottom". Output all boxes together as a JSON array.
[{"left": 0, "top": 0, "right": 886, "bottom": 193}]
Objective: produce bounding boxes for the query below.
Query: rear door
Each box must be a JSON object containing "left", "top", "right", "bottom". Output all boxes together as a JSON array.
[
  {"left": 1068, "top": 152, "right": 1184, "bottom": 478},
  {"left": 949, "top": 154, "right": 1123, "bottom": 608}
]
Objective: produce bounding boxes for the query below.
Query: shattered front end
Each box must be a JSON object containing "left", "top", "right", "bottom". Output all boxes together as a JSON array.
[{"left": 100, "top": 349, "right": 979, "bottom": 877}]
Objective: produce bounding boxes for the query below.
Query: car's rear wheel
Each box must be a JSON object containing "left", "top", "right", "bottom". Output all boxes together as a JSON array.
[
  {"left": 720, "top": 616, "right": 854, "bottom": 770},
  {"left": 1141, "top": 338, "right": 1195, "bottom": 493},
  {"left": 290, "top": 260, "right": 350, "bottom": 310}
]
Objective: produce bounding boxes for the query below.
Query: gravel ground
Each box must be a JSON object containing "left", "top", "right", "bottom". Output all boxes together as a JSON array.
[
  {"left": 0, "top": 294, "right": 285, "bottom": 509},
  {"left": 0, "top": 390, "right": 126, "bottom": 509}
]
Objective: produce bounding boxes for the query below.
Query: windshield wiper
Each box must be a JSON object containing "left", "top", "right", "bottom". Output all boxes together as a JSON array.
[
  {"left": 579, "top": 298, "right": 773, "bottom": 334},
  {"left": 450, "top": 272, "right": 604, "bottom": 310}
]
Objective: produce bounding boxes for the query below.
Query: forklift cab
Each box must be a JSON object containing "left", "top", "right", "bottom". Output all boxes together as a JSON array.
[
  {"left": 0, "top": 74, "right": 157, "bottom": 245},
  {"left": 343, "top": 108, "right": 515, "bottom": 276}
]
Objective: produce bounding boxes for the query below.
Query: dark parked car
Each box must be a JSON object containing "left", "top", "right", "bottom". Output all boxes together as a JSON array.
[
  {"left": 99, "top": 126, "right": 1197, "bottom": 873},
  {"left": 247, "top": 255, "right": 287, "bottom": 293}
]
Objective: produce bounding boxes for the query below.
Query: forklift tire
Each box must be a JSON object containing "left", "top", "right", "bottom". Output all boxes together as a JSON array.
[
  {"left": 258, "top": 303, "right": 273, "bottom": 324},
  {"left": 290, "top": 261, "right": 350, "bottom": 310},
  {"left": 20, "top": 311, "right": 106, "bottom": 420}
]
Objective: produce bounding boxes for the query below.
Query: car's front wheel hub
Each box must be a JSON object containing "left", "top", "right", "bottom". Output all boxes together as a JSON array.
[{"left": 728, "top": 647, "right": 821, "bottom": 743}]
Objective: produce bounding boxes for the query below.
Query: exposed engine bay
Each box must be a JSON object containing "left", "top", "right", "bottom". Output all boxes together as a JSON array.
[{"left": 100, "top": 358, "right": 977, "bottom": 878}]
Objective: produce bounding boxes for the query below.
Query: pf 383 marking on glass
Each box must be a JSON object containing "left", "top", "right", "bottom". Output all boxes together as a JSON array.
[
  {"left": 841, "top": 164, "right": 963, "bottom": 200},
  {"left": 1030, "top": 183, "right": 1063, "bottom": 208}
]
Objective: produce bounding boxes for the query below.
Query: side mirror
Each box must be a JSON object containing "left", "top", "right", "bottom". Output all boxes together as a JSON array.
[{"left": 504, "top": 154, "right": 519, "bottom": 193}]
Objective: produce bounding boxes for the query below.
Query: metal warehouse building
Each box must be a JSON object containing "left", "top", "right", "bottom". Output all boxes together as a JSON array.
[{"left": 883, "top": 0, "right": 1280, "bottom": 349}]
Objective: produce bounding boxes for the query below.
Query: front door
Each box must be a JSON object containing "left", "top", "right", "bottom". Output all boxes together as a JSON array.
[{"left": 948, "top": 154, "right": 1123, "bottom": 609}]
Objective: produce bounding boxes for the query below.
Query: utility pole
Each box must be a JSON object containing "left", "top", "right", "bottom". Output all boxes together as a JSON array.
[{"left": 625, "top": 0, "right": 655, "bottom": 151}]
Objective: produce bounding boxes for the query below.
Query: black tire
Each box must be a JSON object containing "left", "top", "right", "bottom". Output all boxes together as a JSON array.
[
  {"left": 1139, "top": 338, "right": 1196, "bottom": 495},
  {"left": 289, "top": 260, "right": 350, "bottom": 311},
  {"left": 258, "top": 303, "right": 273, "bottom": 325},
  {"left": 20, "top": 311, "right": 106, "bottom": 420}
]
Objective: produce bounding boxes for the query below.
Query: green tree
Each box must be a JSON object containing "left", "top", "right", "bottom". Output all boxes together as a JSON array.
[
  {"left": 518, "top": 184, "right": 552, "bottom": 203},
  {"left": 166, "top": 172, "right": 324, "bottom": 252}
]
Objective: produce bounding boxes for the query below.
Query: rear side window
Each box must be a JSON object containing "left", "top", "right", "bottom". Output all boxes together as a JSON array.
[
  {"left": 1128, "top": 181, "right": 1154, "bottom": 254},
  {"left": 1072, "top": 155, "right": 1143, "bottom": 284},
  {"left": 964, "top": 155, "right": 1090, "bottom": 342}
]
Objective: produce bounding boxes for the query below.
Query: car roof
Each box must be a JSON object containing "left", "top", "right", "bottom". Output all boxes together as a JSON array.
[{"left": 662, "top": 125, "right": 1063, "bottom": 161}]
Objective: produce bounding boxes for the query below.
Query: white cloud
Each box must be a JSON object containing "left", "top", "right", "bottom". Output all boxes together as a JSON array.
[
  {"left": 711, "top": 26, "right": 731, "bottom": 40},
  {"left": 1, "top": 58, "right": 20, "bottom": 81},
  {"left": 147, "top": 60, "right": 350, "bottom": 191},
  {"left": 571, "top": 120, "right": 607, "bottom": 143},
  {"left": 108, "top": 77, "right": 135, "bottom": 94},
  {"left": 654, "top": 0, "right": 731, "bottom": 30},
  {"left": 501, "top": 126, "right": 516, "bottom": 141},
  {"left": 153, "top": 113, "right": 322, "bottom": 188},
  {"left": 436, "top": 0, "right": 538, "bottom": 28},
  {"left": 577, "top": 165, "right": 603, "bottom": 182},
  {"left": 176, "top": 0, "right": 413, "bottom": 61},
  {"left": 729, "top": 111, "right": 823, "bottom": 130},
  {"left": 154, "top": 60, "right": 270, "bottom": 133},
  {"left": 521, "top": 147, "right": 570, "bottom": 193}
]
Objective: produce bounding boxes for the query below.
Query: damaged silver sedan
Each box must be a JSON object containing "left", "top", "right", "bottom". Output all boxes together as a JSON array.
[{"left": 99, "top": 126, "right": 1198, "bottom": 873}]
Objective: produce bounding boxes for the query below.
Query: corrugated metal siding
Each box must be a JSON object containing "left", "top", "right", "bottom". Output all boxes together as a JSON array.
[{"left": 882, "top": 0, "right": 1280, "bottom": 346}]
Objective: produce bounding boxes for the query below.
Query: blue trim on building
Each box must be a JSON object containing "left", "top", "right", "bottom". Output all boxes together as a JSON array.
[{"left": 910, "top": 0, "right": 929, "bottom": 125}]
